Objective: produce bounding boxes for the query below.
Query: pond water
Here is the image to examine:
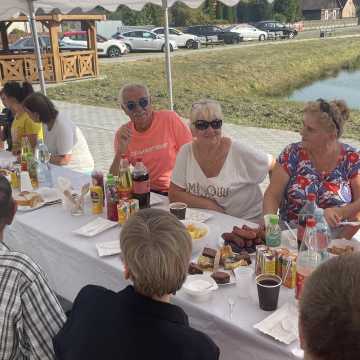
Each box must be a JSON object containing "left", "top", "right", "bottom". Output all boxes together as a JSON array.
[{"left": 289, "top": 70, "right": 360, "bottom": 110}]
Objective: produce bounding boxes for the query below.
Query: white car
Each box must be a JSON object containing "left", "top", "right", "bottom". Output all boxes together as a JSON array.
[
  {"left": 227, "top": 24, "right": 267, "bottom": 41},
  {"left": 61, "top": 31, "right": 127, "bottom": 57},
  {"left": 151, "top": 27, "right": 200, "bottom": 49},
  {"left": 113, "top": 30, "right": 178, "bottom": 52}
]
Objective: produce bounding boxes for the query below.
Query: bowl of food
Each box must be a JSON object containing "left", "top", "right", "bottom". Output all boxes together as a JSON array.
[
  {"left": 182, "top": 274, "right": 218, "bottom": 301},
  {"left": 182, "top": 220, "right": 210, "bottom": 254}
]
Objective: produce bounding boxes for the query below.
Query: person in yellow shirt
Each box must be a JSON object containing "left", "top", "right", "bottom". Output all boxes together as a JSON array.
[{"left": 1, "top": 81, "right": 43, "bottom": 154}]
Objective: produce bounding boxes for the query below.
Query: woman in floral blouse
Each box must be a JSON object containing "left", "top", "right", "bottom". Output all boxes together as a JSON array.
[{"left": 263, "top": 99, "right": 360, "bottom": 239}]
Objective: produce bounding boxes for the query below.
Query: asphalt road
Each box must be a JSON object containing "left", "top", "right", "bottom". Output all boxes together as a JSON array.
[{"left": 99, "top": 26, "right": 360, "bottom": 64}]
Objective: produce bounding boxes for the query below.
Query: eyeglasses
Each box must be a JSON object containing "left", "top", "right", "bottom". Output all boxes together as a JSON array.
[
  {"left": 317, "top": 98, "right": 340, "bottom": 135},
  {"left": 125, "top": 97, "right": 149, "bottom": 112},
  {"left": 193, "top": 119, "right": 223, "bottom": 130}
]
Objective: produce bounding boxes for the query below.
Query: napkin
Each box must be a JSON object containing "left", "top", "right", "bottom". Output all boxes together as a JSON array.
[
  {"left": 96, "top": 241, "right": 121, "bottom": 257},
  {"left": 186, "top": 208, "right": 213, "bottom": 223},
  {"left": 73, "top": 218, "right": 118, "bottom": 237},
  {"left": 254, "top": 302, "right": 299, "bottom": 344}
]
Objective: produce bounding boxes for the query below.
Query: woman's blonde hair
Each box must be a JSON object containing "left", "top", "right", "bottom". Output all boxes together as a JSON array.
[
  {"left": 120, "top": 209, "right": 192, "bottom": 297},
  {"left": 190, "top": 99, "right": 223, "bottom": 128},
  {"left": 304, "top": 99, "right": 349, "bottom": 138}
]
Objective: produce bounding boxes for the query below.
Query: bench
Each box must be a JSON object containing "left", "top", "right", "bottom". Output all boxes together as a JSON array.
[{"left": 320, "top": 27, "right": 336, "bottom": 38}]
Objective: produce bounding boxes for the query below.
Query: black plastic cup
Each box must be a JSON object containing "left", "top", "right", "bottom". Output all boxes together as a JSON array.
[
  {"left": 256, "top": 274, "right": 282, "bottom": 311},
  {"left": 169, "top": 202, "right": 187, "bottom": 220}
]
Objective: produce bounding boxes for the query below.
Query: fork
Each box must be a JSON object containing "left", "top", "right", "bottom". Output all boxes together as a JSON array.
[{"left": 228, "top": 297, "right": 236, "bottom": 320}]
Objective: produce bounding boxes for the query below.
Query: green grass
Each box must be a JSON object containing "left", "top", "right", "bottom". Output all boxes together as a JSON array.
[{"left": 48, "top": 37, "right": 360, "bottom": 138}]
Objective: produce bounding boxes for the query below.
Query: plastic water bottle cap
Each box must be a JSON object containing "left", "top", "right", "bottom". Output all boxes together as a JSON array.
[{"left": 307, "top": 193, "right": 316, "bottom": 201}]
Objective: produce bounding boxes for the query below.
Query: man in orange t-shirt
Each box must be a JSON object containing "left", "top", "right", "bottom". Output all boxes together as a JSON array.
[{"left": 110, "top": 84, "right": 192, "bottom": 194}]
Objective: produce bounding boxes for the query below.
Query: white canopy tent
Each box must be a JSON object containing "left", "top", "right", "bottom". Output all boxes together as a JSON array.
[{"left": 0, "top": 0, "right": 242, "bottom": 108}]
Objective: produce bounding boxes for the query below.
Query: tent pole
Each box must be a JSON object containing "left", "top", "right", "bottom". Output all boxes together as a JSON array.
[
  {"left": 27, "top": 0, "right": 46, "bottom": 95},
  {"left": 162, "top": 0, "right": 173, "bottom": 110}
]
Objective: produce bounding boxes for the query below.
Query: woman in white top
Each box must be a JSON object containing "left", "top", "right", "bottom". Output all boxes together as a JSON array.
[
  {"left": 169, "top": 99, "right": 274, "bottom": 222},
  {"left": 23, "top": 92, "right": 94, "bottom": 173}
]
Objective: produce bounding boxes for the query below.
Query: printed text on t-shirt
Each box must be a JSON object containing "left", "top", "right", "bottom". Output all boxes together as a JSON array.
[
  {"left": 130, "top": 143, "right": 168, "bottom": 157},
  {"left": 187, "top": 183, "right": 230, "bottom": 198}
]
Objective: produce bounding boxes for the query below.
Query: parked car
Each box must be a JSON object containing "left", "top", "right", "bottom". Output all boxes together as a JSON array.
[
  {"left": 255, "top": 21, "right": 298, "bottom": 39},
  {"left": 112, "top": 30, "right": 178, "bottom": 52},
  {"left": 183, "top": 25, "right": 242, "bottom": 44},
  {"left": 9, "top": 35, "right": 86, "bottom": 52},
  {"left": 61, "top": 31, "right": 127, "bottom": 57},
  {"left": 226, "top": 24, "right": 267, "bottom": 41},
  {"left": 151, "top": 27, "right": 200, "bottom": 49}
]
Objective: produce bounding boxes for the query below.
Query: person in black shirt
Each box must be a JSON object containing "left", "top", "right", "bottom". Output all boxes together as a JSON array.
[
  {"left": 53, "top": 208, "right": 220, "bottom": 360},
  {"left": 0, "top": 89, "right": 14, "bottom": 151}
]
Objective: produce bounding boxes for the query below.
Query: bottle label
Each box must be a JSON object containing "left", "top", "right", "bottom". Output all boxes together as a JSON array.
[
  {"left": 133, "top": 180, "right": 150, "bottom": 194},
  {"left": 295, "top": 271, "right": 308, "bottom": 300}
]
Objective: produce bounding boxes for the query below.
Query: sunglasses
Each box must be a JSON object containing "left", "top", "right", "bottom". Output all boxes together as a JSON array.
[
  {"left": 126, "top": 97, "right": 149, "bottom": 111},
  {"left": 317, "top": 98, "right": 340, "bottom": 135},
  {"left": 193, "top": 119, "right": 223, "bottom": 130}
]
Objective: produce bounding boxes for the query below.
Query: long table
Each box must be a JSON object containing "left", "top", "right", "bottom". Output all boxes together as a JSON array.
[{"left": 5, "top": 165, "right": 301, "bottom": 360}]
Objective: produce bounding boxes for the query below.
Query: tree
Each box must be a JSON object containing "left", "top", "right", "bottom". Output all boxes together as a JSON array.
[
  {"left": 273, "top": 0, "right": 301, "bottom": 23},
  {"left": 237, "top": 0, "right": 273, "bottom": 23},
  {"left": 170, "top": 2, "right": 212, "bottom": 26}
]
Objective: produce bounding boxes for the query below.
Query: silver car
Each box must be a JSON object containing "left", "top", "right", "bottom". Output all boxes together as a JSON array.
[
  {"left": 227, "top": 24, "right": 267, "bottom": 41},
  {"left": 114, "top": 30, "right": 178, "bottom": 52},
  {"left": 151, "top": 27, "right": 199, "bottom": 49}
]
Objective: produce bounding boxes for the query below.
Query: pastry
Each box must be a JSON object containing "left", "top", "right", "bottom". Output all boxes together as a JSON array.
[
  {"left": 14, "top": 191, "right": 43, "bottom": 208},
  {"left": 188, "top": 262, "right": 203, "bottom": 275},
  {"left": 202, "top": 247, "right": 217, "bottom": 259},
  {"left": 211, "top": 271, "right": 230, "bottom": 284},
  {"left": 197, "top": 255, "right": 214, "bottom": 270}
]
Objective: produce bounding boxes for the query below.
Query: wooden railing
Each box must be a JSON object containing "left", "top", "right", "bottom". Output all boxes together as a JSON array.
[{"left": 0, "top": 49, "right": 97, "bottom": 84}]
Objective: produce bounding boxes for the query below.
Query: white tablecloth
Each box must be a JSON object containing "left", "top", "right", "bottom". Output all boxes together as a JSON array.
[{"left": 5, "top": 165, "right": 300, "bottom": 360}]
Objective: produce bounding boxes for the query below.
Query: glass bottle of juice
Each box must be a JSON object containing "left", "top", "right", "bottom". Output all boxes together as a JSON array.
[
  {"left": 105, "top": 174, "right": 118, "bottom": 222},
  {"left": 20, "top": 136, "right": 32, "bottom": 171},
  {"left": 118, "top": 157, "right": 132, "bottom": 200}
]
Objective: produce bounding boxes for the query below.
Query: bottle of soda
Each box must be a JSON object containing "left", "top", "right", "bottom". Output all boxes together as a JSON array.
[
  {"left": 105, "top": 174, "right": 118, "bottom": 221},
  {"left": 297, "top": 193, "right": 317, "bottom": 250},
  {"left": 118, "top": 157, "right": 133, "bottom": 200},
  {"left": 314, "top": 208, "right": 330, "bottom": 257},
  {"left": 20, "top": 136, "right": 32, "bottom": 171},
  {"left": 132, "top": 159, "right": 150, "bottom": 209},
  {"left": 35, "top": 139, "right": 52, "bottom": 188},
  {"left": 295, "top": 217, "right": 327, "bottom": 300}
]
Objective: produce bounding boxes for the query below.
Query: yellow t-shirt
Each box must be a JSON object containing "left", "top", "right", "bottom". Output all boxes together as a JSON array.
[{"left": 11, "top": 112, "right": 44, "bottom": 152}]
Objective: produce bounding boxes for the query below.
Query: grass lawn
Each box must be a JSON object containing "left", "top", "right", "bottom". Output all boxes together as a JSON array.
[{"left": 48, "top": 37, "right": 360, "bottom": 138}]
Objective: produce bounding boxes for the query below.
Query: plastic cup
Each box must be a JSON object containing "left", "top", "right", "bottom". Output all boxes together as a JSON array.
[
  {"left": 20, "top": 171, "right": 33, "bottom": 192},
  {"left": 169, "top": 202, "right": 187, "bottom": 220},
  {"left": 256, "top": 273, "right": 282, "bottom": 311},
  {"left": 234, "top": 267, "right": 254, "bottom": 298}
]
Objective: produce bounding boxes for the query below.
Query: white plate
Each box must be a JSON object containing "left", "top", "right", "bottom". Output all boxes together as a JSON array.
[
  {"left": 182, "top": 220, "right": 210, "bottom": 254},
  {"left": 182, "top": 274, "right": 218, "bottom": 300},
  {"left": 37, "top": 187, "right": 61, "bottom": 203},
  {"left": 17, "top": 201, "right": 46, "bottom": 212},
  {"left": 73, "top": 218, "right": 118, "bottom": 237},
  {"left": 328, "top": 238, "right": 360, "bottom": 256},
  {"left": 186, "top": 208, "right": 213, "bottom": 223}
]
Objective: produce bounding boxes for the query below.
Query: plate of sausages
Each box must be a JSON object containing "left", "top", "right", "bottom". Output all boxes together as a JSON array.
[{"left": 219, "top": 224, "right": 266, "bottom": 254}]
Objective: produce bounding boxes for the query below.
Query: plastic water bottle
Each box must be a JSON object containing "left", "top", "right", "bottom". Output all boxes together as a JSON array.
[
  {"left": 35, "top": 140, "right": 52, "bottom": 188},
  {"left": 297, "top": 193, "right": 318, "bottom": 250},
  {"left": 132, "top": 159, "right": 150, "bottom": 209},
  {"left": 265, "top": 214, "right": 281, "bottom": 247},
  {"left": 314, "top": 208, "right": 330, "bottom": 257},
  {"left": 295, "top": 217, "right": 327, "bottom": 300}
]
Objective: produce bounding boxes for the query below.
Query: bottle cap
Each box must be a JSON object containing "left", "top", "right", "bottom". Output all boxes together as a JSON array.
[
  {"left": 269, "top": 214, "right": 279, "bottom": 225},
  {"left": 306, "top": 217, "right": 316, "bottom": 227},
  {"left": 307, "top": 193, "right": 316, "bottom": 201}
]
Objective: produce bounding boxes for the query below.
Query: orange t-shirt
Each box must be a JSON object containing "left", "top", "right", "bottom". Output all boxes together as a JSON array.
[{"left": 114, "top": 110, "right": 192, "bottom": 192}]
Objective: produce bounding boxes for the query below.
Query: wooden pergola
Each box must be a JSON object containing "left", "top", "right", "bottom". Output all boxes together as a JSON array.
[{"left": 0, "top": 13, "right": 106, "bottom": 84}]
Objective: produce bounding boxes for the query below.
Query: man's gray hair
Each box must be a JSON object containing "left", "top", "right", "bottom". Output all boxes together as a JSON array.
[{"left": 118, "top": 84, "right": 150, "bottom": 106}]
